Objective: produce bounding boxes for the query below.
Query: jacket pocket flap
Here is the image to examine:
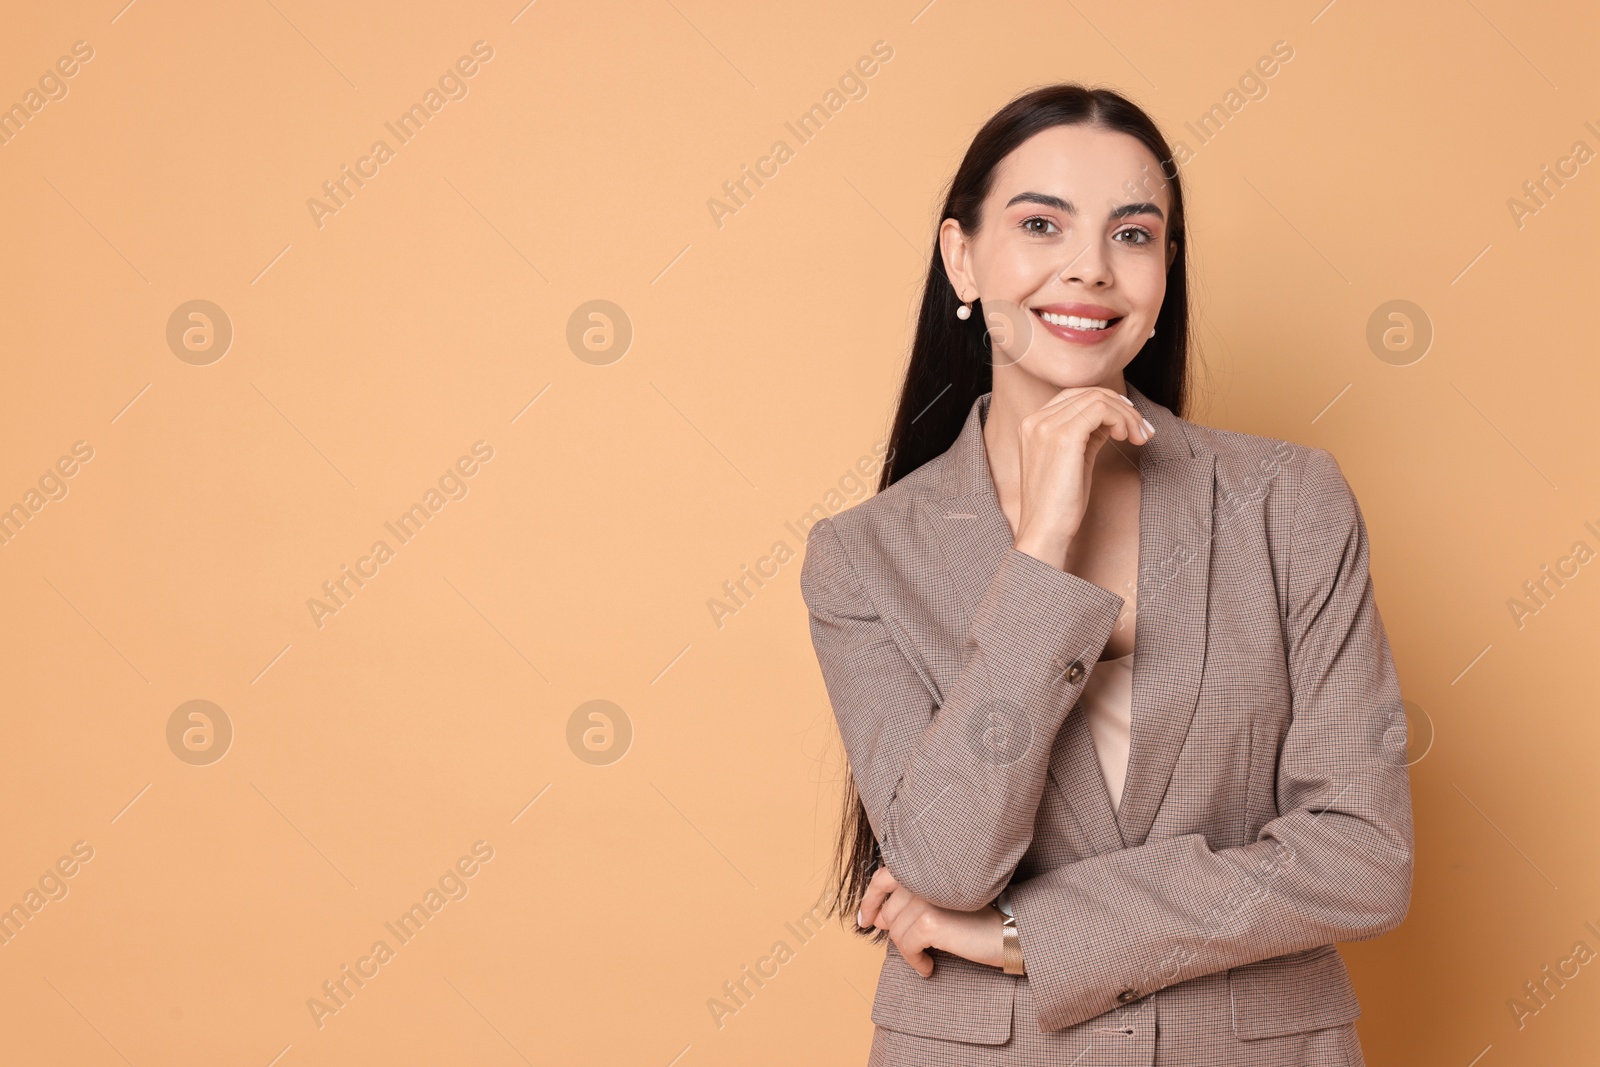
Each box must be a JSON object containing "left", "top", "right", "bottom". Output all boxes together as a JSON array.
[
  {"left": 871, "top": 944, "right": 1015, "bottom": 1045},
  {"left": 1229, "top": 943, "right": 1361, "bottom": 1040}
]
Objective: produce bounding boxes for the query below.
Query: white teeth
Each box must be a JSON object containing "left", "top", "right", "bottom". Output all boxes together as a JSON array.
[{"left": 1038, "top": 310, "right": 1111, "bottom": 330}]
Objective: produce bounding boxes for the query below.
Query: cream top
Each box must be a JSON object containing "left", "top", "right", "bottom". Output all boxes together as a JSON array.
[{"left": 1079, "top": 651, "right": 1134, "bottom": 812}]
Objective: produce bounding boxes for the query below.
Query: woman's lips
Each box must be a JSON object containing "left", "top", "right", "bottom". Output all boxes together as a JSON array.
[{"left": 1032, "top": 308, "right": 1125, "bottom": 346}]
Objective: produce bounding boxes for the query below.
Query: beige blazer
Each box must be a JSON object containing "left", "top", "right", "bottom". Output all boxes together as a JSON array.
[{"left": 800, "top": 383, "right": 1414, "bottom": 1065}]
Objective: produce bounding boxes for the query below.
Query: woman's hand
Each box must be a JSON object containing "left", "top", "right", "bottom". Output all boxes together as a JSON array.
[
  {"left": 1013, "top": 386, "right": 1153, "bottom": 571},
  {"left": 858, "top": 866, "right": 1005, "bottom": 977}
]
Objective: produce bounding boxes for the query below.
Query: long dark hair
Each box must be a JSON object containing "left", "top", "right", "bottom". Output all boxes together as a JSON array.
[{"left": 818, "top": 83, "right": 1194, "bottom": 940}]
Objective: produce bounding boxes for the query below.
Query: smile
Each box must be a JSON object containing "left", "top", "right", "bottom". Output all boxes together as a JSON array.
[
  {"left": 1031, "top": 307, "right": 1125, "bottom": 344},
  {"left": 1037, "top": 310, "right": 1114, "bottom": 331}
]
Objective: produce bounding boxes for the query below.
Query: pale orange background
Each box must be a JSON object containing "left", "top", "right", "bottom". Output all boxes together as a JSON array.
[{"left": 1, "top": 1, "right": 1597, "bottom": 1064}]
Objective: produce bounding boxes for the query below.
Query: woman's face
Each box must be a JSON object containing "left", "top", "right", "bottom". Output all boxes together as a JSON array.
[{"left": 941, "top": 123, "right": 1177, "bottom": 390}]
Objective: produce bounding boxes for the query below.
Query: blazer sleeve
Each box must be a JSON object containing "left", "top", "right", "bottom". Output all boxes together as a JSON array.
[
  {"left": 800, "top": 513, "right": 1126, "bottom": 913},
  {"left": 1005, "top": 446, "right": 1416, "bottom": 1032}
]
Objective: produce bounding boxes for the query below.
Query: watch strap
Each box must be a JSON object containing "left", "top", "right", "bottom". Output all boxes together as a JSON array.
[
  {"left": 1001, "top": 917, "right": 1025, "bottom": 975},
  {"left": 996, "top": 889, "right": 1024, "bottom": 975}
]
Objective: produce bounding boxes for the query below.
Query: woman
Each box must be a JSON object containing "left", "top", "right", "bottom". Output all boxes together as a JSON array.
[{"left": 798, "top": 84, "right": 1414, "bottom": 1066}]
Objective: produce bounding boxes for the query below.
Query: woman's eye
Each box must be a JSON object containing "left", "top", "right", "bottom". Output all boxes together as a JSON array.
[
  {"left": 1022, "top": 215, "right": 1060, "bottom": 236},
  {"left": 1115, "top": 227, "right": 1155, "bottom": 245}
]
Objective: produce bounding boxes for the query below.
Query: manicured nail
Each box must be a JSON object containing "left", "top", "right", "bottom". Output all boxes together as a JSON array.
[
  {"left": 1142, "top": 418, "right": 1155, "bottom": 435},
  {"left": 857, "top": 908, "right": 865, "bottom": 927},
  {"left": 1119, "top": 393, "right": 1135, "bottom": 406}
]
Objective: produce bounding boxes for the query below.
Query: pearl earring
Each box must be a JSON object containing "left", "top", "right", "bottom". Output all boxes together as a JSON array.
[
  {"left": 1148, "top": 326, "right": 1156, "bottom": 340},
  {"left": 956, "top": 302, "right": 972, "bottom": 320}
]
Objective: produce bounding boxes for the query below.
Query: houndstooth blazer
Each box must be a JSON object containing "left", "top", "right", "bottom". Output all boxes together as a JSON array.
[{"left": 799, "top": 383, "right": 1414, "bottom": 1066}]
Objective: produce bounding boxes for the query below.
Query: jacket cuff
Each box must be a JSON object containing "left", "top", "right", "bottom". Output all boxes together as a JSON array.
[{"left": 969, "top": 547, "right": 1126, "bottom": 705}]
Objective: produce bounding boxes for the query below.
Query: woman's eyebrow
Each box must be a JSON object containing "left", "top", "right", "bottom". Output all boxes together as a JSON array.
[{"left": 1004, "top": 191, "right": 1165, "bottom": 221}]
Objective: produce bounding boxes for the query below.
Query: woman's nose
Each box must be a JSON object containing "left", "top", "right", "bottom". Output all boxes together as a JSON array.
[{"left": 1058, "top": 239, "right": 1111, "bottom": 286}]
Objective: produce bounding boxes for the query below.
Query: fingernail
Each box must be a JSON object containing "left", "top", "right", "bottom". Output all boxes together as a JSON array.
[
  {"left": 857, "top": 908, "right": 865, "bottom": 927},
  {"left": 1142, "top": 418, "right": 1155, "bottom": 435},
  {"left": 1119, "top": 393, "right": 1135, "bottom": 406}
]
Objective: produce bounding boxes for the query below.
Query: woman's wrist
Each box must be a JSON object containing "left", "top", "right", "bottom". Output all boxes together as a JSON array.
[
  {"left": 920, "top": 903, "right": 1007, "bottom": 969},
  {"left": 1014, "top": 529, "right": 1072, "bottom": 571}
]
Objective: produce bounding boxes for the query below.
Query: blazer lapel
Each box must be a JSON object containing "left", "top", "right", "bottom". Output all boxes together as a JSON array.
[
  {"left": 923, "top": 383, "right": 1215, "bottom": 856},
  {"left": 1118, "top": 381, "right": 1215, "bottom": 850},
  {"left": 924, "top": 394, "right": 1012, "bottom": 627}
]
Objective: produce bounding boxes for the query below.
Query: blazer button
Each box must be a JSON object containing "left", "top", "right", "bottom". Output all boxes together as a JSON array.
[
  {"left": 1116, "top": 988, "right": 1140, "bottom": 1004},
  {"left": 1066, "top": 660, "right": 1086, "bottom": 684}
]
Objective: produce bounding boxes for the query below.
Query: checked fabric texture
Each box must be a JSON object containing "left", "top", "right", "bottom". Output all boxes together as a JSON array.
[{"left": 799, "top": 384, "right": 1414, "bottom": 1066}]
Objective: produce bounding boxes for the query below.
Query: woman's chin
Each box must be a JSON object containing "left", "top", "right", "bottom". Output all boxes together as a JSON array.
[{"left": 998, "top": 350, "right": 1130, "bottom": 390}]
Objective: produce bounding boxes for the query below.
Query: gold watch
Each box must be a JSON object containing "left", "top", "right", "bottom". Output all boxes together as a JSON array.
[{"left": 996, "top": 889, "right": 1025, "bottom": 975}]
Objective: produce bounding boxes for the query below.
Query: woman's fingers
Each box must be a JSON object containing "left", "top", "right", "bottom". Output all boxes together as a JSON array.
[
  {"left": 1034, "top": 387, "right": 1145, "bottom": 444},
  {"left": 862, "top": 880, "right": 939, "bottom": 979},
  {"left": 874, "top": 883, "right": 915, "bottom": 934},
  {"left": 856, "top": 869, "right": 939, "bottom": 978},
  {"left": 886, "top": 894, "right": 936, "bottom": 978},
  {"left": 1031, "top": 386, "right": 1147, "bottom": 445},
  {"left": 858, "top": 866, "right": 900, "bottom": 929}
]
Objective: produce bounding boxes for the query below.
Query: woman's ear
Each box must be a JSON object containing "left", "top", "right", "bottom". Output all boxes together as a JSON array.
[
  {"left": 939, "top": 217, "right": 974, "bottom": 301},
  {"left": 1166, "top": 237, "right": 1179, "bottom": 272}
]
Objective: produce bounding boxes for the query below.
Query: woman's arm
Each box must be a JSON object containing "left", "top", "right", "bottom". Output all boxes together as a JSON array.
[
  {"left": 856, "top": 866, "right": 1010, "bottom": 977},
  {"left": 1005, "top": 446, "right": 1415, "bottom": 1032},
  {"left": 801, "top": 512, "right": 1125, "bottom": 913}
]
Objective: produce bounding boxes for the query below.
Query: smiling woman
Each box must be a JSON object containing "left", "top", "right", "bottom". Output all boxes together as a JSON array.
[{"left": 799, "top": 83, "right": 1413, "bottom": 1066}]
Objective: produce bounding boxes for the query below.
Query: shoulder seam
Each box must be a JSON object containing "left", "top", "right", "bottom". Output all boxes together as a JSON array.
[
  {"left": 803, "top": 513, "right": 875, "bottom": 614},
  {"left": 806, "top": 508, "right": 945, "bottom": 708},
  {"left": 1285, "top": 444, "right": 1334, "bottom": 607}
]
